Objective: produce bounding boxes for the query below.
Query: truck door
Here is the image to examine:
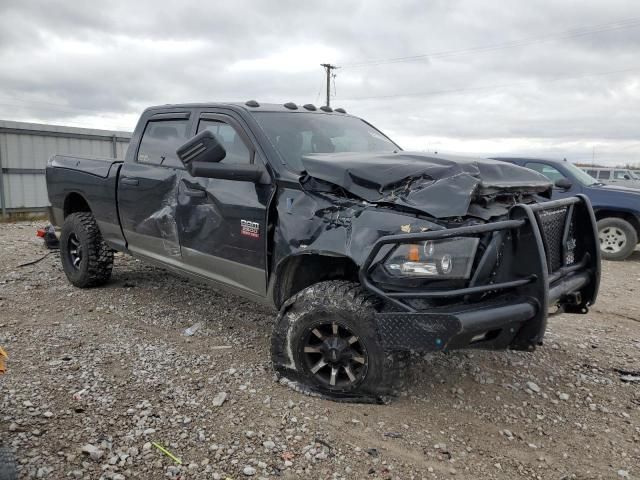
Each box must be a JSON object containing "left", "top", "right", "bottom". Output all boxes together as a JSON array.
[
  {"left": 175, "top": 112, "right": 271, "bottom": 297},
  {"left": 118, "top": 113, "right": 192, "bottom": 265}
]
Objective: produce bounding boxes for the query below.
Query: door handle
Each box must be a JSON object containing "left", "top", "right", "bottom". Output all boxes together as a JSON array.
[
  {"left": 184, "top": 187, "right": 206, "bottom": 198},
  {"left": 121, "top": 177, "right": 139, "bottom": 186}
]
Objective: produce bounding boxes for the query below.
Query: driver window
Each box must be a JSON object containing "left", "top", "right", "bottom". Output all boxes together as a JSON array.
[
  {"left": 197, "top": 120, "right": 251, "bottom": 164},
  {"left": 524, "top": 162, "right": 566, "bottom": 183}
]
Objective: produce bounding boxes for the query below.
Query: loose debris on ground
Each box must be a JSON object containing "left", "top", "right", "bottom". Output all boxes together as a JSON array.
[{"left": 0, "top": 222, "right": 639, "bottom": 479}]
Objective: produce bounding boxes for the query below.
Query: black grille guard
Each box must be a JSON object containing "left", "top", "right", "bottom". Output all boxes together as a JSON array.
[{"left": 359, "top": 194, "right": 601, "bottom": 317}]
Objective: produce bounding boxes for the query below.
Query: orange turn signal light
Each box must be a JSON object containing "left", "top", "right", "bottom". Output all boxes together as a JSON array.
[{"left": 407, "top": 244, "right": 420, "bottom": 262}]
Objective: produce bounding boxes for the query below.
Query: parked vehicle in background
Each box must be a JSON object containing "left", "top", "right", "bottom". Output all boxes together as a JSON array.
[
  {"left": 45, "top": 102, "right": 600, "bottom": 401},
  {"left": 582, "top": 167, "right": 640, "bottom": 189},
  {"left": 497, "top": 158, "right": 640, "bottom": 261}
]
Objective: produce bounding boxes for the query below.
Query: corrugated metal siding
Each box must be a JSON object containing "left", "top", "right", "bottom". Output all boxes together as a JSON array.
[{"left": 0, "top": 120, "right": 131, "bottom": 212}]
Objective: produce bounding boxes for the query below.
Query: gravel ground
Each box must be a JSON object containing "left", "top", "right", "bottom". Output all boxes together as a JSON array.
[{"left": 0, "top": 222, "right": 639, "bottom": 480}]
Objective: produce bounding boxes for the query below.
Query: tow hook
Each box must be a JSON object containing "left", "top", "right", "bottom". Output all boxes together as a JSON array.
[
  {"left": 562, "top": 292, "right": 582, "bottom": 305},
  {"left": 561, "top": 292, "right": 589, "bottom": 314}
]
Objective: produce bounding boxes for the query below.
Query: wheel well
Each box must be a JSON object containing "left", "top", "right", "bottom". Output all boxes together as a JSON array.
[
  {"left": 64, "top": 193, "right": 91, "bottom": 218},
  {"left": 274, "top": 254, "right": 359, "bottom": 308},
  {"left": 594, "top": 209, "right": 640, "bottom": 237}
]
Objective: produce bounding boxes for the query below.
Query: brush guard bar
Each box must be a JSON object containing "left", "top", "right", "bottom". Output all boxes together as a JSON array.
[{"left": 359, "top": 195, "right": 600, "bottom": 352}]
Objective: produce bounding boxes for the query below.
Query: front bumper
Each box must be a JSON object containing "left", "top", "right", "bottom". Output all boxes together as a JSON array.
[{"left": 359, "top": 195, "right": 600, "bottom": 352}]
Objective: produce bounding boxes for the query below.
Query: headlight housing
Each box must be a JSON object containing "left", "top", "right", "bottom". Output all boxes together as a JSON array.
[{"left": 384, "top": 237, "right": 479, "bottom": 279}]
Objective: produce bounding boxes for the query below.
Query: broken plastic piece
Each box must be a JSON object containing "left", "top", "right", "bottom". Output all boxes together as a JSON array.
[
  {"left": 152, "top": 442, "right": 182, "bottom": 465},
  {"left": 183, "top": 322, "right": 203, "bottom": 336}
]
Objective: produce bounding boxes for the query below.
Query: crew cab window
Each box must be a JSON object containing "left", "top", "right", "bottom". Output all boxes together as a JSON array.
[
  {"left": 524, "top": 162, "right": 566, "bottom": 183},
  {"left": 197, "top": 120, "right": 251, "bottom": 164},
  {"left": 614, "top": 170, "right": 629, "bottom": 179},
  {"left": 137, "top": 119, "right": 189, "bottom": 168},
  {"left": 599, "top": 170, "right": 611, "bottom": 180}
]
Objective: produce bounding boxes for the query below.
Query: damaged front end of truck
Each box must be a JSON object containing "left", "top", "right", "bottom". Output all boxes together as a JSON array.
[{"left": 270, "top": 152, "right": 600, "bottom": 401}]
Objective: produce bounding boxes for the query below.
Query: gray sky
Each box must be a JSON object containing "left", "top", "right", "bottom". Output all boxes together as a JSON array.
[{"left": 1, "top": 0, "right": 639, "bottom": 166}]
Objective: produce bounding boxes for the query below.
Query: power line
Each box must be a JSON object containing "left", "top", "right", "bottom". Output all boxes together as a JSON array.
[
  {"left": 341, "top": 17, "right": 640, "bottom": 68},
  {"left": 338, "top": 66, "right": 639, "bottom": 101}
]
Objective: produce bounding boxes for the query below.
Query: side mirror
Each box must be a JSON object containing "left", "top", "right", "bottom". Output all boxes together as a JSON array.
[
  {"left": 176, "top": 130, "right": 226, "bottom": 169},
  {"left": 176, "top": 130, "right": 269, "bottom": 183},
  {"left": 624, "top": 174, "right": 630, "bottom": 180},
  {"left": 554, "top": 178, "right": 572, "bottom": 190}
]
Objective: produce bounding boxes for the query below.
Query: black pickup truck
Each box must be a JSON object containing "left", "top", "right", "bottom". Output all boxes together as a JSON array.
[{"left": 46, "top": 101, "right": 600, "bottom": 401}]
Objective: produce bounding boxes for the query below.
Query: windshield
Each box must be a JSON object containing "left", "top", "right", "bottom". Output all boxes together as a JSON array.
[
  {"left": 629, "top": 170, "right": 640, "bottom": 180},
  {"left": 566, "top": 162, "right": 599, "bottom": 186},
  {"left": 251, "top": 112, "right": 400, "bottom": 171}
]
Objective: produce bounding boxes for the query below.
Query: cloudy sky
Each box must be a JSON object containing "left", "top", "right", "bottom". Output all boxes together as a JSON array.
[{"left": 1, "top": 0, "right": 639, "bottom": 165}]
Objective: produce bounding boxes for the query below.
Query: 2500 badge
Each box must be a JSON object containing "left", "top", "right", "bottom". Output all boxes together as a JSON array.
[{"left": 240, "top": 219, "right": 260, "bottom": 239}]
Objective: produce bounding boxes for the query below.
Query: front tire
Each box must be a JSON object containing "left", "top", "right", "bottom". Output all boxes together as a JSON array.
[
  {"left": 597, "top": 217, "right": 637, "bottom": 261},
  {"left": 271, "top": 281, "right": 405, "bottom": 402},
  {"left": 60, "top": 212, "right": 113, "bottom": 288}
]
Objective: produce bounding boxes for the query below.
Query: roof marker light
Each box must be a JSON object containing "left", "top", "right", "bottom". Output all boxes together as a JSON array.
[
  {"left": 334, "top": 107, "right": 346, "bottom": 113},
  {"left": 320, "top": 106, "right": 333, "bottom": 112},
  {"left": 284, "top": 102, "right": 298, "bottom": 110},
  {"left": 245, "top": 100, "right": 260, "bottom": 107},
  {"left": 303, "top": 104, "right": 317, "bottom": 111}
]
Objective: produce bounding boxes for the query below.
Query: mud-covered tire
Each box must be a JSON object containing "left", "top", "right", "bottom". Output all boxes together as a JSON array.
[
  {"left": 0, "top": 446, "right": 17, "bottom": 480},
  {"left": 60, "top": 212, "right": 113, "bottom": 288},
  {"left": 271, "top": 281, "right": 406, "bottom": 402},
  {"left": 597, "top": 217, "right": 637, "bottom": 261}
]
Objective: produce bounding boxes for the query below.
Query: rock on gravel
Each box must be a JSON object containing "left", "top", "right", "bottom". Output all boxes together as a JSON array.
[
  {"left": 212, "top": 392, "right": 227, "bottom": 406},
  {"left": 243, "top": 465, "right": 256, "bottom": 476},
  {"left": 526, "top": 381, "right": 541, "bottom": 393},
  {"left": 80, "top": 444, "right": 104, "bottom": 461}
]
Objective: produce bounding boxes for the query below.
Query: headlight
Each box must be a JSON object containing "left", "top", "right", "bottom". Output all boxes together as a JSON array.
[{"left": 384, "top": 237, "right": 479, "bottom": 279}]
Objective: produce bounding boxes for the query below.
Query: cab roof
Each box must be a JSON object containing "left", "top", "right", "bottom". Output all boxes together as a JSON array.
[{"left": 145, "top": 101, "right": 349, "bottom": 115}]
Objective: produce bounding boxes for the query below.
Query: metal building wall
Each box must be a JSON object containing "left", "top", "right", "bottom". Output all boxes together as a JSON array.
[{"left": 0, "top": 120, "right": 131, "bottom": 215}]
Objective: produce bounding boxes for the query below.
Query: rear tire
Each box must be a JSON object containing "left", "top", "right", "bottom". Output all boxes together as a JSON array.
[
  {"left": 271, "top": 281, "right": 406, "bottom": 402},
  {"left": 597, "top": 217, "right": 637, "bottom": 261},
  {"left": 0, "top": 446, "right": 17, "bottom": 480},
  {"left": 60, "top": 212, "right": 113, "bottom": 288}
]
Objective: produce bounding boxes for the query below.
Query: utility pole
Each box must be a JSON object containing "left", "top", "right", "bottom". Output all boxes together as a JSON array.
[{"left": 320, "top": 64, "right": 339, "bottom": 107}]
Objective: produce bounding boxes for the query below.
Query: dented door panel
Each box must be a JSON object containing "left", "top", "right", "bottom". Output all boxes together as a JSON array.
[
  {"left": 175, "top": 171, "right": 272, "bottom": 296},
  {"left": 118, "top": 162, "right": 182, "bottom": 262}
]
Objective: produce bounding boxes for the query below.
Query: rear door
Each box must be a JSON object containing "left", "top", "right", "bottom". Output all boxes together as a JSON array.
[
  {"left": 175, "top": 111, "right": 272, "bottom": 297},
  {"left": 118, "top": 112, "right": 192, "bottom": 264}
]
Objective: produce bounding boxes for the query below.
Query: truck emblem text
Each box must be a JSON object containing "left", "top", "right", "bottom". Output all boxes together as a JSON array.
[{"left": 240, "top": 219, "right": 260, "bottom": 238}]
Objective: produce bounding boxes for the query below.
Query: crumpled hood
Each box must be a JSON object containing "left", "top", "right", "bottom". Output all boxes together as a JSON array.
[{"left": 300, "top": 151, "right": 552, "bottom": 218}]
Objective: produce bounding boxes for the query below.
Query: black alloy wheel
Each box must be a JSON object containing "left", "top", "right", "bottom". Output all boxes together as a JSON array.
[{"left": 301, "top": 320, "right": 368, "bottom": 389}]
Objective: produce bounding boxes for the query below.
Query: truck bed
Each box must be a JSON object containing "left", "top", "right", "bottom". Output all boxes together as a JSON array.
[{"left": 46, "top": 154, "right": 127, "bottom": 251}]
